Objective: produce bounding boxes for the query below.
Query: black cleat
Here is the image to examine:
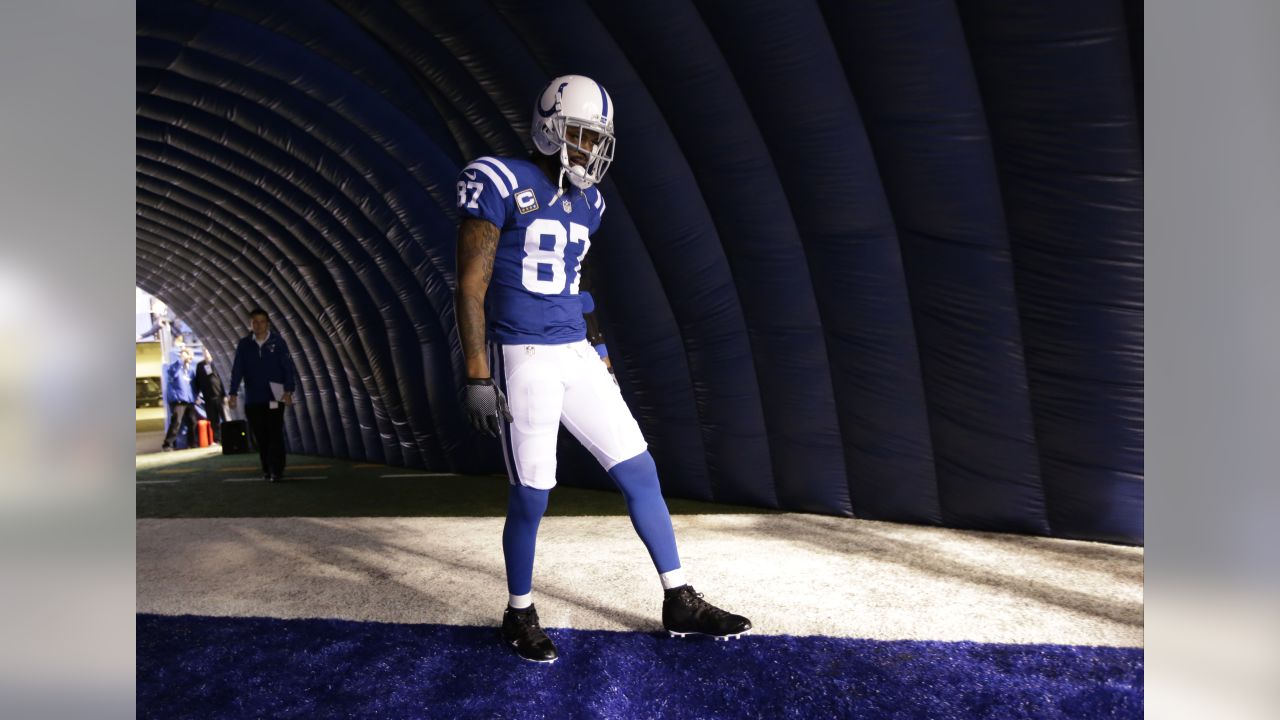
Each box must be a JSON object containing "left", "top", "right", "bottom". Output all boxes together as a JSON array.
[
  {"left": 264, "top": 474, "right": 276, "bottom": 483},
  {"left": 663, "top": 585, "right": 752, "bottom": 640},
  {"left": 502, "top": 605, "right": 558, "bottom": 663}
]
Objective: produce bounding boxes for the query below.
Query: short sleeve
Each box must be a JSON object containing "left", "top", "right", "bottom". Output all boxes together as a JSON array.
[{"left": 457, "top": 157, "right": 515, "bottom": 229}]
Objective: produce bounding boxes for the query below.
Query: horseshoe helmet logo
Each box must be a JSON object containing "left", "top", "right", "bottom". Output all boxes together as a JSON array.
[{"left": 537, "top": 82, "right": 569, "bottom": 119}]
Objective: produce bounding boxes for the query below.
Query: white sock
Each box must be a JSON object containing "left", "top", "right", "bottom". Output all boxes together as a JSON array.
[
  {"left": 508, "top": 593, "right": 533, "bottom": 610},
  {"left": 659, "top": 568, "right": 687, "bottom": 590}
]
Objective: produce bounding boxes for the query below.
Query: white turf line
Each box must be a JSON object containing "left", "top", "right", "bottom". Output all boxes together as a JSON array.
[
  {"left": 137, "top": 514, "right": 1142, "bottom": 647},
  {"left": 380, "top": 473, "right": 459, "bottom": 478}
]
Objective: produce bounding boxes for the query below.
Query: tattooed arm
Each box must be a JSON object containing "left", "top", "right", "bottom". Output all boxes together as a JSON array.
[{"left": 456, "top": 217, "right": 499, "bottom": 379}]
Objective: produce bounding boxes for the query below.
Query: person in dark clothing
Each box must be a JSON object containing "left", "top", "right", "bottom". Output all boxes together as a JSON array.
[
  {"left": 194, "top": 350, "right": 227, "bottom": 444},
  {"left": 161, "top": 348, "right": 197, "bottom": 451},
  {"left": 228, "top": 307, "right": 296, "bottom": 482}
]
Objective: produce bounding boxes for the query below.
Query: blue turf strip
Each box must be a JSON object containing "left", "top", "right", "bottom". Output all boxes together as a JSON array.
[{"left": 137, "top": 614, "right": 1142, "bottom": 719}]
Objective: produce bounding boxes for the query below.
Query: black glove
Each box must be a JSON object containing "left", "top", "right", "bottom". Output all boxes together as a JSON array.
[{"left": 462, "top": 378, "right": 513, "bottom": 437}]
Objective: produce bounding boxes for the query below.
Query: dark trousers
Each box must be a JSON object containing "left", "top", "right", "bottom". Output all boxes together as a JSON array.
[
  {"left": 245, "top": 404, "right": 287, "bottom": 478},
  {"left": 205, "top": 399, "right": 225, "bottom": 443},
  {"left": 162, "top": 403, "right": 197, "bottom": 448}
]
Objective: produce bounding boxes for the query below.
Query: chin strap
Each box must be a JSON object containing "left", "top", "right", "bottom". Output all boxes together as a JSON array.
[
  {"left": 551, "top": 151, "right": 591, "bottom": 198},
  {"left": 549, "top": 167, "right": 567, "bottom": 206}
]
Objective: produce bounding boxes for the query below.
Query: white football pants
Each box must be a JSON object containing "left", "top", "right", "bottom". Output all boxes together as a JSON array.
[{"left": 490, "top": 339, "right": 647, "bottom": 489}]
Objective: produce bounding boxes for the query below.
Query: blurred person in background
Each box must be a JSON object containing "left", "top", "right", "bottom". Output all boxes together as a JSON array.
[
  {"left": 160, "top": 348, "right": 197, "bottom": 452},
  {"left": 194, "top": 349, "right": 226, "bottom": 445},
  {"left": 228, "top": 307, "right": 296, "bottom": 482}
]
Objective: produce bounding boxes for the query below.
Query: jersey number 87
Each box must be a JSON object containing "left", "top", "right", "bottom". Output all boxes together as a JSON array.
[
  {"left": 458, "top": 180, "right": 483, "bottom": 209},
  {"left": 523, "top": 218, "right": 590, "bottom": 296}
]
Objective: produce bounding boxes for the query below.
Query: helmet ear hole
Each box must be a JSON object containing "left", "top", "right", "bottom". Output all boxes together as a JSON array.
[{"left": 532, "top": 119, "right": 558, "bottom": 156}]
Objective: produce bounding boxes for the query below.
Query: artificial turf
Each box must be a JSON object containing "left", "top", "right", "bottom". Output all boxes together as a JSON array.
[
  {"left": 137, "top": 613, "right": 1143, "bottom": 720},
  {"left": 136, "top": 450, "right": 773, "bottom": 519}
]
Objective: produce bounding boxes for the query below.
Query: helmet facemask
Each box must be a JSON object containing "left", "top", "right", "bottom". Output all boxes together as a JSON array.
[{"left": 553, "top": 116, "right": 615, "bottom": 189}]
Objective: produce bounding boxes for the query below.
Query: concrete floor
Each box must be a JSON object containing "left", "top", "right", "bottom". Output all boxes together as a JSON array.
[
  {"left": 137, "top": 514, "right": 1143, "bottom": 647},
  {"left": 136, "top": 430, "right": 165, "bottom": 455}
]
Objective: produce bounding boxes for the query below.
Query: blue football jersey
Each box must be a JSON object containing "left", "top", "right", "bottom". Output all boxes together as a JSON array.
[{"left": 457, "top": 156, "right": 607, "bottom": 345}]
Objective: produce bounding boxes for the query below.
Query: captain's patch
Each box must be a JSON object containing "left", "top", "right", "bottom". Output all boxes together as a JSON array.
[{"left": 515, "top": 189, "right": 539, "bottom": 214}]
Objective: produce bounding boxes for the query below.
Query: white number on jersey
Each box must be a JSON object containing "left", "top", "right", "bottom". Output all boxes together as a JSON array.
[
  {"left": 456, "top": 180, "right": 483, "bottom": 209},
  {"left": 522, "top": 219, "right": 589, "bottom": 294},
  {"left": 567, "top": 222, "right": 591, "bottom": 294}
]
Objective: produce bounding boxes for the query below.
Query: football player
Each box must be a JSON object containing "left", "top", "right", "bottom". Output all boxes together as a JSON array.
[{"left": 454, "top": 75, "right": 752, "bottom": 663}]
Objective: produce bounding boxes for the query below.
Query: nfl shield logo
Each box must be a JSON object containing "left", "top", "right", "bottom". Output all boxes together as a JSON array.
[{"left": 561, "top": 198, "right": 573, "bottom": 213}]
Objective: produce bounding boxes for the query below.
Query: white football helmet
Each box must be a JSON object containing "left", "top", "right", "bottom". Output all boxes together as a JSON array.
[{"left": 531, "top": 74, "right": 616, "bottom": 189}]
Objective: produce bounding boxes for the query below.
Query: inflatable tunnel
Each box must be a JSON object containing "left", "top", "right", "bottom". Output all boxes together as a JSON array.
[{"left": 136, "top": 0, "right": 1143, "bottom": 544}]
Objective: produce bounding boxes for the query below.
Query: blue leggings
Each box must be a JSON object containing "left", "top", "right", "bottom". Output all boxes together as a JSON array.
[{"left": 502, "top": 450, "right": 681, "bottom": 596}]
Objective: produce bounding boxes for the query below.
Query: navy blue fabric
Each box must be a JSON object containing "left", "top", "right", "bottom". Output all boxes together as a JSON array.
[
  {"left": 137, "top": 614, "right": 1143, "bottom": 719},
  {"left": 1123, "top": 0, "right": 1143, "bottom": 130},
  {"left": 494, "top": 0, "right": 779, "bottom": 510},
  {"left": 133, "top": 35, "right": 450, "bottom": 466},
  {"left": 682, "top": 0, "right": 939, "bottom": 522},
  {"left": 136, "top": 123, "right": 402, "bottom": 464},
  {"left": 328, "top": 0, "right": 526, "bottom": 161},
  {"left": 168, "top": 7, "right": 469, "bottom": 466},
  {"left": 139, "top": 0, "right": 474, "bottom": 470},
  {"left": 229, "top": 331, "right": 297, "bottom": 405},
  {"left": 137, "top": 0, "right": 1143, "bottom": 543},
  {"left": 136, "top": 176, "right": 354, "bottom": 457},
  {"left": 820, "top": 0, "right": 1048, "bottom": 534},
  {"left": 956, "top": 1, "right": 1144, "bottom": 542},
  {"left": 137, "top": 236, "right": 315, "bottom": 454},
  {"left": 607, "top": 451, "right": 681, "bottom": 574},
  {"left": 137, "top": 74, "right": 406, "bottom": 460},
  {"left": 586, "top": 0, "right": 846, "bottom": 517},
  {"left": 136, "top": 172, "right": 359, "bottom": 458},
  {"left": 207, "top": 0, "right": 459, "bottom": 161}
]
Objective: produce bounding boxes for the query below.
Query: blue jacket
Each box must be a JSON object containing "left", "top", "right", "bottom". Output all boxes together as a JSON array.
[
  {"left": 229, "top": 331, "right": 297, "bottom": 406},
  {"left": 165, "top": 360, "right": 196, "bottom": 404}
]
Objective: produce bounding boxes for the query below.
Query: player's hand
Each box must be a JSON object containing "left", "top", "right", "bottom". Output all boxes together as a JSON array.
[
  {"left": 228, "top": 395, "right": 238, "bottom": 410},
  {"left": 281, "top": 391, "right": 294, "bottom": 406},
  {"left": 462, "top": 378, "right": 513, "bottom": 437},
  {"left": 602, "top": 357, "right": 619, "bottom": 387}
]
